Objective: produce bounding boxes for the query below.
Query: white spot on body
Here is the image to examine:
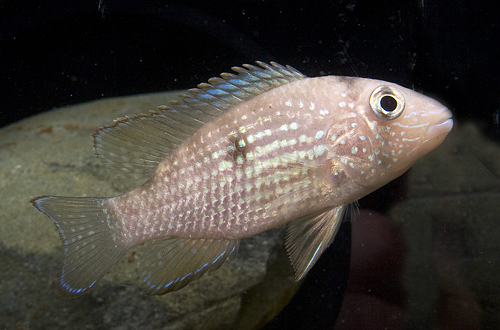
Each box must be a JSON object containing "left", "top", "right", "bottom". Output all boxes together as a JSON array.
[
  {"left": 315, "top": 130, "right": 324, "bottom": 139},
  {"left": 314, "top": 145, "right": 328, "bottom": 157}
]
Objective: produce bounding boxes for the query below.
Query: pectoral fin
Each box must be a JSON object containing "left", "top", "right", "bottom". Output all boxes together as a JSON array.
[
  {"left": 286, "top": 206, "right": 347, "bottom": 280},
  {"left": 139, "top": 237, "right": 239, "bottom": 295}
]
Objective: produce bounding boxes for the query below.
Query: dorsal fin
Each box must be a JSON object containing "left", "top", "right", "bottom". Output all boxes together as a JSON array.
[{"left": 93, "top": 62, "right": 306, "bottom": 180}]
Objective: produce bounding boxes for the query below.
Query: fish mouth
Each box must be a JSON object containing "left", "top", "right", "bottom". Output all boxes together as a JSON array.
[
  {"left": 428, "top": 118, "right": 454, "bottom": 137},
  {"left": 427, "top": 108, "right": 454, "bottom": 138}
]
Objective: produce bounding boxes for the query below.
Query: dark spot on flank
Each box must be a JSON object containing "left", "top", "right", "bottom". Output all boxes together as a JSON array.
[
  {"left": 228, "top": 134, "right": 247, "bottom": 165},
  {"left": 37, "top": 126, "right": 53, "bottom": 134}
]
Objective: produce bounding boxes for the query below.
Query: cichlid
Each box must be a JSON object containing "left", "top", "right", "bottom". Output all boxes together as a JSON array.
[{"left": 32, "top": 62, "right": 453, "bottom": 296}]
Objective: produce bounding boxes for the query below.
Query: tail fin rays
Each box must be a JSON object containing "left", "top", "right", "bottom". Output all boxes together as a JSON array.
[{"left": 32, "top": 196, "right": 128, "bottom": 297}]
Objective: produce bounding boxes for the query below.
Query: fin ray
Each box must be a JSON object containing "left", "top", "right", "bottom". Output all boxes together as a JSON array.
[
  {"left": 139, "top": 237, "right": 239, "bottom": 295},
  {"left": 94, "top": 62, "right": 305, "bottom": 178},
  {"left": 31, "top": 196, "right": 128, "bottom": 297},
  {"left": 286, "top": 206, "right": 347, "bottom": 280}
]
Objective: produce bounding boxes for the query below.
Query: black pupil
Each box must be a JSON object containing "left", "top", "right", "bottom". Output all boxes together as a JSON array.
[{"left": 380, "top": 95, "right": 398, "bottom": 112}]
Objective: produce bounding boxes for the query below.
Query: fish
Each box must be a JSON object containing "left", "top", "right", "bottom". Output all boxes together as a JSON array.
[{"left": 31, "top": 62, "right": 453, "bottom": 296}]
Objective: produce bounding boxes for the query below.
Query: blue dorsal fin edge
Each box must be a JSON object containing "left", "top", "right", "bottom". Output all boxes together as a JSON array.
[{"left": 93, "top": 62, "right": 306, "bottom": 180}]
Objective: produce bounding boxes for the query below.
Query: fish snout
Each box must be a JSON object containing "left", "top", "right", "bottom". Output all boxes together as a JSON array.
[{"left": 427, "top": 107, "right": 454, "bottom": 138}]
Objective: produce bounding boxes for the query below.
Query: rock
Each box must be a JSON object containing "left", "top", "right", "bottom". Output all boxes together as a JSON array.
[
  {"left": 0, "top": 92, "right": 299, "bottom": 330},
  {"left": 3, "top": 91, "right": 499, "bottom": 329}
]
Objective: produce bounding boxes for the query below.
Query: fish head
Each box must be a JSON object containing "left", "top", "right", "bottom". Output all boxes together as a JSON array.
[{"left": 325, "top": 77, "right": 453, "bottom": 189}]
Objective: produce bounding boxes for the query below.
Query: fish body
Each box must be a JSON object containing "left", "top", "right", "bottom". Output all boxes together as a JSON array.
[{"left": 32, "top": 62, "right": 453, "bottom": 296}]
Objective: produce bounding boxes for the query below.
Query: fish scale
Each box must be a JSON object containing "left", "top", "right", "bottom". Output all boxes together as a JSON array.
[
  {"left": 113, "top": 84, "right": 329, "bottom": 239},
  {"left": 32, "top": 62, "right": 453, "bottom": 296}
]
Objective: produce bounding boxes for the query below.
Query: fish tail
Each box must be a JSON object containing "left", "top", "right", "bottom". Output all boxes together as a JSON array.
[{"left": 31, "top": 196, "right": 128, "bottom": 297}]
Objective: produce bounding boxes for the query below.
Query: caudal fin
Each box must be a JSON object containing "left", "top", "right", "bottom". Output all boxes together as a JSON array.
[{"left": 31, "top": 196, "right": 128, "bottom": 297}]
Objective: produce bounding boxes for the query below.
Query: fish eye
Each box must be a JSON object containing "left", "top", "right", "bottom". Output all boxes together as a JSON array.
[{"left": 369, "top": 86, "right": 405, "bottom": 120}]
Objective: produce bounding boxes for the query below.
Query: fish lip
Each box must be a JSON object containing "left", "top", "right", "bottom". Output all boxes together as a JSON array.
[
  {"left": 426, "top": 108, "right": 454, "bottom": 137},
  {"left": 428, "top": 117, "right": 454, "bottom": 136}
]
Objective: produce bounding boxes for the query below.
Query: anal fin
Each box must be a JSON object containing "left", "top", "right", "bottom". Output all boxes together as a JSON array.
[
  {"left": 286, "top": 206, "right": 347, "bottom": 280},
  {"left": 139, "top": 237, "right": 240, "bottom": 295}
]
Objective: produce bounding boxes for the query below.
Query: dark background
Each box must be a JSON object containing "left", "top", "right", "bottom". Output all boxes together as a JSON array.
[
  {"left": 1, "top": 0, "right": 499, "bottom": 328},
  {"left": 1, "top": 0, "right": 499, "bottom": 137}
]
